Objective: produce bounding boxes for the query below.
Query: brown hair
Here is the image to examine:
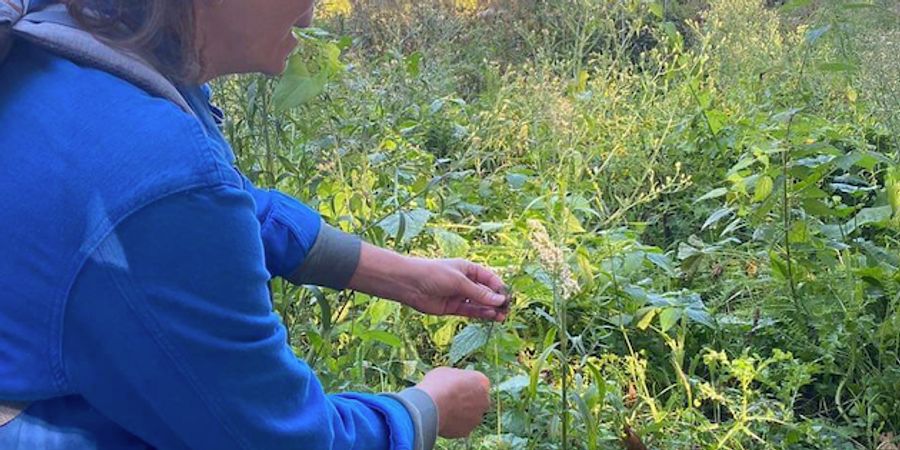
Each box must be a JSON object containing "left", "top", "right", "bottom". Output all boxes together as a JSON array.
[{"left": 64, "top": 0, "right": 198, "bottom": 82}]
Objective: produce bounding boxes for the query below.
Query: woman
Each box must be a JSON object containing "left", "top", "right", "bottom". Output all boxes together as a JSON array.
[{"left": 0, "top": 0, "right": 509, "bottom": 448}]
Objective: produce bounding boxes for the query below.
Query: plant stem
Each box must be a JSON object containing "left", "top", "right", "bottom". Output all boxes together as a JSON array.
[{"left": 781, "top": 113, "right": 799, "bottom": 308}]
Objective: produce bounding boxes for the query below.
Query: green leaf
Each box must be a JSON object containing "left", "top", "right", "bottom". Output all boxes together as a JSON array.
[
  {"left": 506, "top": 173, "right": 529, "bottom": 190},
  {"left": 846, "top": 206, "right": 892, "bottom": 231},
  {"left": 685, "top": 308, "right": 714, "bottom": 328},
  {"left": 659, "top": 307, "right": 682, "bottom": 332},
  {"left": 273, "top": 55, "right": 329, "bottom": 111},
  {"left": 754, "top": 175, "right": 774, "bottom": 202},
  {"left": 646, "top": 252, "right": 677, "bottom": 277},
  {"left": 379, "top": 209, "right": 433, "bottom": 242},
  {"left": 405, "top": 51, "right": 423, "bottom": 77},
  {"left": 432, "top": 228, "right": 470, "bottom": 258},
  {"left": 360, "top": 330, "right": 402, "bottom": 348},
  {"left": 695, "top": 187, "right": 728, "bottom": 203},
  {"left": 704, "top": 109, "right": 727, "bottom": 135},
  {"left": 368, "top": 300, "right": 397, "bottom": 325},
  {"left": 789, "top": 220, "right": 810, "bottom": 244},
  {"left": 648, "top": 2, "right": 664, "bottom": 19},
  {"left": 273, "top": 41, "right": 344, "bottom": 112},
  {"left": 449, "top": 324, "right": 489, "bottom": 364},
  {"left": 497, "top": 375, "right": 530, "bottom": 395},
  {"left": 702, "top": 207, "right": 734, "bottom": 231},
  {"left": 887, "top": 167, "right": 900, "bottom": 220}
]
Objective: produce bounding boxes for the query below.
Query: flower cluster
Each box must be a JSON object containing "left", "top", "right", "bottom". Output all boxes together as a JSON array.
[{"left": 527, "top": 219, "right": 580, "bottom": 298}]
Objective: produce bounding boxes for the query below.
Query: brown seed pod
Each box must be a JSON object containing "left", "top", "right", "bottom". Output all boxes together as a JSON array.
[
  {"left": 746, "top": 260, "right": 759, "bottom": 278},
  {"left": 622, "top": 424, "right": 648, "bottom": 450},
  {"left": 624, "top": 384, "right": 638, "bottom": 407}
]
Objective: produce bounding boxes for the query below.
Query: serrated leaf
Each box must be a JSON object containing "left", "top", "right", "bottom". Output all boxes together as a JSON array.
[{"left": 449, "top": 324, "right": 488, "bottom": 364}]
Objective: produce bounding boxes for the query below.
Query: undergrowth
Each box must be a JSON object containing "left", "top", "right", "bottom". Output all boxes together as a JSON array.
[{"left": 214, "top": 0, "right": 899, "bottom": 448}]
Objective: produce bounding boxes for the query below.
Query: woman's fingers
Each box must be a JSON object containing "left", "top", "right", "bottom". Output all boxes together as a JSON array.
[
  {"left": 458, "top": 276, "right": 506, "bottom": 307},
  {"left": 454, "top": 303, "right": 506, "bottom": 321},
  {"left": 460, "top": 260, "right": 506, "bottom": 293}
]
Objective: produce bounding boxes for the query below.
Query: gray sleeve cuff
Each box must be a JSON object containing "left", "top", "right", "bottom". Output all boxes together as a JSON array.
[
  {"left": 287, "top": 221, "right": 361, "bottom": 290},
  {"left": 382, "top": 388, "right": 438, "bottom": 450}
]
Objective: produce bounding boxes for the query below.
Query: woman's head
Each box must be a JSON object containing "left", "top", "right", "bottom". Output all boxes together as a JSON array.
[{"left": 66, "top": 0, "right": 315, "bottom": 83}]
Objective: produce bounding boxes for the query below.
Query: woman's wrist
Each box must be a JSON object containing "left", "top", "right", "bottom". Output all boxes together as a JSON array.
[{"left": 347, "top": 243, "right": 423, "bottom": 302}]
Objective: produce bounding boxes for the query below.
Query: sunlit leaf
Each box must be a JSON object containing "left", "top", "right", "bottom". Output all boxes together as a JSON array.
[
  {"left": 754, "top": 175, "right": 774, "bottom": 202},
  {"left": 659, "top": 307, "right": 682, "bottom": 332},
  {"left": 432, "top": 228, "right": 470, "bottom": 258},
  {"left": 636, "top": 308, "right": 658, "bottom": 330}
]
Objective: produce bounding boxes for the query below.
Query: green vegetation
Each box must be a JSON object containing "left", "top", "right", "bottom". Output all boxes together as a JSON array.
[{"left": 214, "top": 0, "right": 900, "bottom": 448}]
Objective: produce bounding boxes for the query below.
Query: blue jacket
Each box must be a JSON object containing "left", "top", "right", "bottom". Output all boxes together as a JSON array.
[{"left": 0, "top": 40, "right": 427, "bottom": 449}]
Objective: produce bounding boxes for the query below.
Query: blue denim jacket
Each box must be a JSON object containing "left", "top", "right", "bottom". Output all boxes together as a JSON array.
[{"left": 0, "top": 40, "right": 418, "bottom": 449}]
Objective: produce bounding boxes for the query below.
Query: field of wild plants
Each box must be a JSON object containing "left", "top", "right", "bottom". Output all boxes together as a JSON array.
[{"left": 214, "top": 0, "right": 900, "bottom": 448}]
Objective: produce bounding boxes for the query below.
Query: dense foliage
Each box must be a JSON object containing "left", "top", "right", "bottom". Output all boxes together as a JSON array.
[{"left": 214, "top": 0, "right": 900, "bottom": 448}]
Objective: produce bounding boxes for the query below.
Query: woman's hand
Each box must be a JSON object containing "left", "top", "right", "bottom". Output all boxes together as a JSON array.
[
  {"left": 348, "top": 243, "right": 510, "bottom": 321},
  {"left": 416, "top": 367, "right": 491, "bottom": 438}
]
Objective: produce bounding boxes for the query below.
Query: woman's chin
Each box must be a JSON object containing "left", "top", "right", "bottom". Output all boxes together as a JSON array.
[{"left": 260, "top": 60, "right": 288, "bottom": 76}]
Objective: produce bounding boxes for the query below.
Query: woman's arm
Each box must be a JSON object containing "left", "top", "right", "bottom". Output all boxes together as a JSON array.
[
  {"left": 241, "top": 175, "right": 362, "bottom": 289},
  {"left": 349, "top": 244, "right": 510, "bottom": 321},
  {"left": 63, "top": 184, "right": 424, "bottom": 449},
  {"left": 242, "top": 177, "right": 509, "bottom": 321}
]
